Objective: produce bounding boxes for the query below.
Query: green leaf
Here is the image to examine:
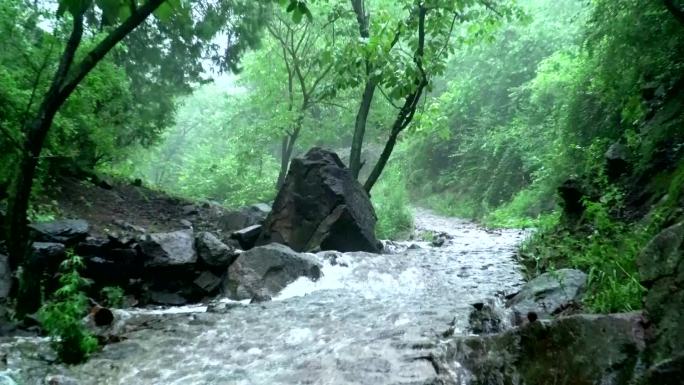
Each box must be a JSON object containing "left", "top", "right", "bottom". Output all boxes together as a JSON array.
[
  {"left": 292, "top": 8, "right": 303, "bottom": 23},
  {"left": 154, "top": 1, "right": 174, "bottom": 21}
]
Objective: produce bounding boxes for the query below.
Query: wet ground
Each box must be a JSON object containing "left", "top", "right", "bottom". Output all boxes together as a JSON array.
[{"left": 1, "top": 209, "right": 527, "bottom": 385}]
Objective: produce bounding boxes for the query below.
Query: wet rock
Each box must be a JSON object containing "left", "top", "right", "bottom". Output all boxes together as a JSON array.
[
  {"left": 257, "top": 148, "right": 381, "bottom": 253},
  {"left": 45, "top": 375, "right": 79, "bottom": 385},
  {"left": 85, "top": 308, "right": 132, "bottom": 343},
  {"left": 468, "top": 301, "right": 503, "bottom": 334},
  {"left": 605, "top": 142, "right": 630, "bottom": 180},
  {"left": 179, "top": 219, "right": 193, "bottom": 229},
  {"left": 250, "top": 291, "right": 272, "bottom": 304},
  {"left": 112, "top": 219, "right": 146, "bottom": 234},
  {"left": 221, "top": 243, "right": 322, "bottom": 300},
  {"left": 446, "top": 312, "right": 646, "bottom": 385},
  {"left": 195, "top": 231, "right": 238, "bottom": 267},
  {"left": 29, "top": 219, "right": 89, "bottom": 244},
  {"left": 139, "top": 229, "right": 197, "bottom": 267},
  {"left": 91, "top": 306, "right": 115, "bottom": 327},
  {"left": 81, "top": 248, "right": 143, "bottom": 287},
  {"left": 637, "top": 221, "right": 684, "bottom": 363},
  {"left": 206, "top": 300, "right": 245, "bottom": 313},
  {"left": 231, "top": 225, "right": 262, "bottom": 250},
  {"left": 641, "top": 352, "right": 684, "bottom": 385},
  {"left": 31, "top": 242, "right": 66, "bottom": 267},
  {"left": 148, "top": 291, "right": 187, "bottom": 306},
  {"left": 193, "top": 271, "right": 221, "bottom": 294},
  {"left": 0, "top": 254, "right": 10, "bottom": 299},
  {"left": 219, "top": 204, "right": 270, "bottom": 233},
  {"left": 182, "top": 204, "right": 199, "bottom": 216},
  {"left": 557, "top": 179, "right": 585, "bottom": 221},
  {"left": 506, "top": 268, "right": 586, "bottom": 324},
  {"left": 0, "top": 374, "right": 17, "bottom": 385}
]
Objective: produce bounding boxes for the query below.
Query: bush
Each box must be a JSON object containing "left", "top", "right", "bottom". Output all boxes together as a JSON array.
[
  {"left": 519, "top": 199, "right": 647, "bottom": 313},
  {"left": 100, "top": 286, "right": 125, "bottom": 308},
  {"left": 372, "top": 164, "right": 414, "bottom": 240},
  {"left": 38, "top": 252, "right": 99, "bottom": 364}
]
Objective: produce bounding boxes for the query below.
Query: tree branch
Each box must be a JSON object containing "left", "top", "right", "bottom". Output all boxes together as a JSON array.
[{"left": 57, "top": 0, "right": 166, "bottom": 101}]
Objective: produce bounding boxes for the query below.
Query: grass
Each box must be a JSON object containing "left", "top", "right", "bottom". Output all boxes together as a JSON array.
[
  {"left": 518, "top": 200, "right": 650, "bottom": 313},
  {"left": 372, "top": 165, "right": 414, "bottom": 240}
]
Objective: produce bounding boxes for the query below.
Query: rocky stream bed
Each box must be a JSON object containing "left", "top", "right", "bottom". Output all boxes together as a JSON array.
[{"left": 1, "top": 209, "right": 530, "bottom": 385}]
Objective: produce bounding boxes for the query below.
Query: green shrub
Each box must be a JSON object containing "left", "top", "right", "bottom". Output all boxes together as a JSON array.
[
  {"left": 100, "top": 286, "right": 125, "bottom": 308},
  {"left": 519, "top": 199, "right": 647, "bottom": 313},
  {"left": 38, "top": 252, "right": 99, "bottom": 364},
  {"left": 372, "top": 165, "right": 414, "bottom": 240}
]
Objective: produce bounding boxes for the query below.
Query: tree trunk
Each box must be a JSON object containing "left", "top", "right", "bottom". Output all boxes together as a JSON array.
[
  {"left": 348, "top": 0, "right": 374, "bottom": 180},
  {"left": 276, "top": 125, "right": 301, "bottom": 189},
  {"left": 349, "top": 80, "right": 376, "bottom": 179}
]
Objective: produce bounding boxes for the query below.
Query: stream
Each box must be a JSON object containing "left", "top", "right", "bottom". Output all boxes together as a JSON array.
[{"left": 1, "top": 209, "right": 528, "bottom": 385}]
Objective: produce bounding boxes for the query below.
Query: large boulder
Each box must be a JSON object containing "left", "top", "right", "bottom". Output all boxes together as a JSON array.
[
  {"left": 637, "top": 221, "right": 684, "bottom": 365},
  {"left": 195, "top": 231, "right": 238, "bottom": 267},
  {"left": 257, "top": 148, "right": 381, "bottom": 253},
  {"left": 506, "top": 269, "right": 586, "bottom": 324},
  {"left": 139, "top": 229, "right": 197, "bottom": 267},
  {"left": 29, "top": 219, "right": 89, "bottom": 244},
  {"left": 0, "top": 254, "right": 10, "bottom": 299},
  {"left": 444, "top": 312, "right": 646, "bottom": 385},
  {"left": 221, "top": 243, "right": 322, "bottom": 300}
]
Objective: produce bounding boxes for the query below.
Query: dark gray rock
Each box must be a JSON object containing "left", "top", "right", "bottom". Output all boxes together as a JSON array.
[
  {"left": 506, "top": 268, "right": 586, "bottom": 324},
  {"left": 193, "top": 271, "right": 221, "bottom": 293},
  {"left": 257, "top": 148, "right": 381, "bottom": 253},
  {"left": 140, "top": 230, "right": 197, "bottom": 267},
  {"left": 445, "top": 312, "right": 646, "bottom": 385},
  {"left": 641, "top": 352, "right": 684, "bottom": 385},
  {"left": 148, "top": 291, "right": 187, "bottom": 306},
  {"left": 557, "top": 179, "right": 585, "bottom": 221},
  {"left": 221, "top": 243, "right": 321, "bottom": 300},
  {"left": 250, "top": 291, "right": 272, "bottom": 304},
  {"left": 0, "top": 254, "right": 10, "bottom": 299},
  {"left": 219, "top": 204, "right": 269, "bottom": 233},
  {"left": 196, "top": 231, "right": 238, "bottom": 267},
  {"left": 637, "top": 221, "right": 684, "bottom": 364},
  {"left": 468, "top": 301, "right": 503, "bottom": 334},
  {"left": 29, "top": 219, "right": 89, "bottom": 244},
  {"left": 31, "top": 242, "right": 66, "bottom": 266},
  {"left": 605, "top": 142, "right": 630, "bottom": 180},
  {"left": 231, "top": 225, "right": 262, "bottom": 250}
]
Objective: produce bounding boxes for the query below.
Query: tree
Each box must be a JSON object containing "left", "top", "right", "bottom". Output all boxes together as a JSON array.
[
  {"left": 4, "top": 0, "right": 176, "bottom": 315},
  {"left": 262, "top": 4, "right": 349, "bottom": 187},
  {"left": 342, "top": 0, "right": 519, "bottom": 192}
]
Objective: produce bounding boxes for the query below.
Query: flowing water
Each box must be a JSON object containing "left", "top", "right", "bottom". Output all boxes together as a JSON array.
[{"left": 1, "top": 209, "right": 528, "bottom": 385}]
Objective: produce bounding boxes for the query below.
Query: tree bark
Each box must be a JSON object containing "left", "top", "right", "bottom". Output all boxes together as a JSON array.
[
  {"left": 5, "top": 0, "right": 166, "bottom": 316},
  {"left": 348, "top": 0, "right": 375, "bottom": 179},
  {"left": 276, "top": 123, "right": 302, "bottom": 189},
  {"left": 350, "top": 81, "right": 376, "bottom": 179}
]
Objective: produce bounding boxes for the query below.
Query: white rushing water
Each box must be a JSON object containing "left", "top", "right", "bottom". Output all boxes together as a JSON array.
[{"left": 0, "top": 209, "right": 528, "bottom": 385}]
